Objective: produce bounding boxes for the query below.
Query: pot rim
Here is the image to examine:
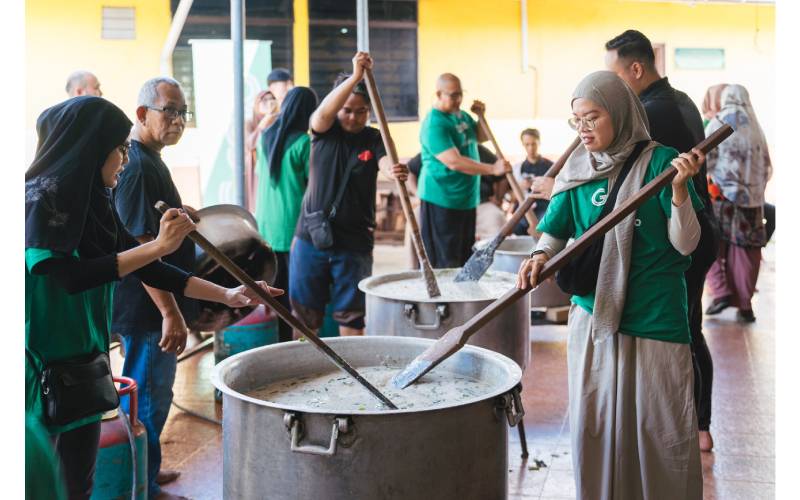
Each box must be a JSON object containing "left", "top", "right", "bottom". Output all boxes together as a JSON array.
[
  {"left": 473, "top": 235, "right": 537, "bottom": 257},
  {"left": 211, "top": 336, "right": 523, "bottom": 416},
  {"left": 358, "top": 268, "right": 519, "bottom": 304}
]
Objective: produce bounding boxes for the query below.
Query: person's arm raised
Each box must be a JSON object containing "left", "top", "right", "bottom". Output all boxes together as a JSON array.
[
  {"left": 436, "top": 147, "right": 509, "bottom": 176},
  {"left": 310, "top": 51, "right": 373, "bottom": 134}
]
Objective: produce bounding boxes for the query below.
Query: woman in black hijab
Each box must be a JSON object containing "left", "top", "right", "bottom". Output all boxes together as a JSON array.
[
  {"left": 254, "top": 86, "right": 317, "bottom": 342},
  {"left": 25, "top": 96, "right": 282, "bottom": 499}
]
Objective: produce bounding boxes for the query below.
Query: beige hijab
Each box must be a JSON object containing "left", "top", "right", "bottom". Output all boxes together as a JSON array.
[
  {"left": 553, "top": 71, "right": 656, "bottom": 345},
  {"left": 702, "top": 84, "right": 727, "bottom": 121}
]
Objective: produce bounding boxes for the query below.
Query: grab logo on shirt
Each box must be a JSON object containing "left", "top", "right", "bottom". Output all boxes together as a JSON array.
[
  {"left": 358, "top": 150, "right": 373, "bottom": 162},
  {"left": 591, "top": 188, "right": 607, "bottom": 207}
]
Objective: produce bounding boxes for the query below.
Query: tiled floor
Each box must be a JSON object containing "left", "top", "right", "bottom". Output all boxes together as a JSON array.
[{"left": 118, "top": 242, "right": 774, "bottom": 499}]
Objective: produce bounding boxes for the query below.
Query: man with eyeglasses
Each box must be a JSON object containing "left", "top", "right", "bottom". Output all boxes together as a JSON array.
[
  {"left": 111, "top": 76, "right": 194, "bottom": 500},
  {"left": 418, "top": 73, "right": 510, "bottom": 268},
  {"left": 604, "top": 29, "right": 718, "bottom": 455}
]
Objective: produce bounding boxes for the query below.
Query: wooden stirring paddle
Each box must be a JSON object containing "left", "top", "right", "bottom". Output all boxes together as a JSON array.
[
  {"left": 154, "top": 201, "right": 398, "bottom": 409},
  {"left": 392, "top": 125, "right": 734, "bottom": 389},
  {"left": 454, "top": 136, "right": 582, "bottom": 283},
  {"left": 364, "top": 68, "right": 441, "bottom": 298}
]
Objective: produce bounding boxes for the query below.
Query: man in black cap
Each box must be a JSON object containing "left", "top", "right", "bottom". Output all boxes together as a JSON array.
[
  {"left": 605, "top": 28, "right": 718, "bottom": 453},
  {"left": 267, "top": 67, "right": 294, "bottom": 106}
]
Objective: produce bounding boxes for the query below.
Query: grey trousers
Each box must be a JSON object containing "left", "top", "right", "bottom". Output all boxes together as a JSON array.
[{"left": 567, "top": 305, "right": 703, "bottom": 500}]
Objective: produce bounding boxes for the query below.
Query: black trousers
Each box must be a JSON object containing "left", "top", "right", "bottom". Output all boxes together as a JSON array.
[
  {"left": 687, "top": 210, "right": 718, "bottom": 431},
  {"left": 51, "top": 421, "right": 102, "bottom": 500},
  {"left": 274, "top": 251, "right": 293, "bottom": 342},
  {"left": 419, "top": 200, "right": 476, "bottom": 269}
]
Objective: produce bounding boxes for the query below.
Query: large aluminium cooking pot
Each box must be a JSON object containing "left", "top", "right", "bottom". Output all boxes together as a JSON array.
[
  {"left": 474, "top": 236, "right": 571, "bottom": 308},
  {"left": 359, "top": 269, "right": 530, "bottom": 371},
  {"left": 189, "top": 204, "right": 278, "bottom": 331},
  {"left": 212, "top": 336, "right": 524, "bottom": 500}
]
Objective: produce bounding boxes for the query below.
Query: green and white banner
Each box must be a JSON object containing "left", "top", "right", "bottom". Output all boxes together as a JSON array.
[{"left": 190, "top": 39, "right": 272, "bottom": 206}]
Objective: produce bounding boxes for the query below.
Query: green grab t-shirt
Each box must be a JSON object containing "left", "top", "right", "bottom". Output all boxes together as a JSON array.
[
  {"left": 25, "top": 247, "right": 114, "bottom": 434},
  {"left": 26, "top": 412, "right": 67, "bottom": 500},
  {"left": 536, "top": 145, "right": 704, "bottom": 344},
  {"left": 418, "top": 108, "right": 481, "bottom": 210},
  {"left": 255, "top": 133, "right": 311, "bottom": 252}
]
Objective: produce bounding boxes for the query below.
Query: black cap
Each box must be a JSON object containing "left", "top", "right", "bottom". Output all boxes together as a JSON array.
[{"left": 267, "top": 68, "right": 292, "bottom": 84}]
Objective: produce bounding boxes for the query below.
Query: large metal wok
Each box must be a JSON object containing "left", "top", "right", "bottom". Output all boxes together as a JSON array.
[{"left": 189, "top": 204, "right": 277, "bottom": 331}]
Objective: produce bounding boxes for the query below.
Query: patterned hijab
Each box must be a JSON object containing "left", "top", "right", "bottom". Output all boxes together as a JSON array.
[
  {"left": 705, "top": 84, "right": 771, "bottom": 207},
  {"left": 25, "top": 96, "right": 132, "bottom": 257}
]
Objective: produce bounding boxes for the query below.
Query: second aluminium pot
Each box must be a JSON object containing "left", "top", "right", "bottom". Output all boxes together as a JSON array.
[{"left": 359, "top": 269, "right": 530, "bottom": 371}]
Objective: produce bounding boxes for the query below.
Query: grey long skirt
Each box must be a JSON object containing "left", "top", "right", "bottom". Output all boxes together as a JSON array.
[{"left": 567, "top": 305, "right": 703, "bottom": 500}]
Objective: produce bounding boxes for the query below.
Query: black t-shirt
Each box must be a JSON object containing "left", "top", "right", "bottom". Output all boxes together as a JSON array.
[
  {"left": 639, "top": 77, "right": 711, "bottom": 208},
  {"left": 111, "top": 140, "right": 198, "bottom": 334},
  {"left": 296, "top": 120, "right": 387, "bottom": 253}
]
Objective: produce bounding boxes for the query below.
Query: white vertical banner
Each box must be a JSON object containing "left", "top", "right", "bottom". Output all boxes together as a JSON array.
[{"left": 189, "top": 39, "right": 272, "bottom": 206}]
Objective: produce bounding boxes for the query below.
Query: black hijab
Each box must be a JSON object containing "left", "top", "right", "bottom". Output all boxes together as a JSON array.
[
  {"left": 262, "top": 86, "right": 318, "bottom": 182},
  {"left": 25, "top": 96, "right": 132, "bottom": 258}
]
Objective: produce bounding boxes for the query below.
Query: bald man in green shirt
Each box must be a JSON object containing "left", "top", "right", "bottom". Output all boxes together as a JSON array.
[{"left": 418, "top": 73, "right": 510, "bottom": 268}]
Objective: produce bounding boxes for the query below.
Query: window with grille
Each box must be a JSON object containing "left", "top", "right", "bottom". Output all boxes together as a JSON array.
[
  {"left": 102, "top": 7, "right": 136, "bottom": 40},
  {"left": 309, "top": 0, "right": 418, "bottom": 121}
]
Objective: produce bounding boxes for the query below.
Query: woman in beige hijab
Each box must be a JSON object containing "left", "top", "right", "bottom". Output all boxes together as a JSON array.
[{"left": 517, "top": 71, "right": 705, "bottom": 500}]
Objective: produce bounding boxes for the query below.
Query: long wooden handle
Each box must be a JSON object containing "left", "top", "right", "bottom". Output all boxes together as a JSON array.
[
  {"left": 154, "top": 202, "right": 398, "bottom": 409},
  {"left": 497, "top": 195, "right": 536, "bottom": 239},
  {"left": 475, "top": 112, "right": 538, "bottom": 230},
  {"left": 543, "top": 136, "right": 582, "bottom": 179},
  {"left": 364, "top": 68, "right": 441, "bottom": 298},
  {"left": 453, "top": 124, "right": 734, "bottom": 340}
]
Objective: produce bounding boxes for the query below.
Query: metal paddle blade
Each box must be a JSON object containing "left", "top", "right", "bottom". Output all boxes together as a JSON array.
[
  {"left": 454, "top": 238, "right": 501, "bottom": 282},
  {"left": 392, "top": 328, "right": 464, "bottom": 389}
]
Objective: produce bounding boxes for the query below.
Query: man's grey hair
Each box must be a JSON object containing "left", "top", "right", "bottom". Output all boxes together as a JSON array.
[
  {"left": 137, "top": 77, "right": 183, "bottom": 107},
  {"left": 65, "top": 70, "right": 95, "bottom": 96}
]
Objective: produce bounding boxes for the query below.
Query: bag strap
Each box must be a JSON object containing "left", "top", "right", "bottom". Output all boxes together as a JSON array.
[
  {"left": 597, "top": 140, "right": 649, "bottom": 220},
  {"left": 327, "top": 158, "right": 360, "bottom": 221}
]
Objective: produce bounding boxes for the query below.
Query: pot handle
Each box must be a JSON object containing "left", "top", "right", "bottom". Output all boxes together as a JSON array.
[
  {"left": 497, "top": 384, "right": 525, "bottom": 427},
  {"left": 283, "top": 413, "right": 349, "bottom": 457},
  {"left": 403, "top": 304, "right": 448, "bottom": 331}
]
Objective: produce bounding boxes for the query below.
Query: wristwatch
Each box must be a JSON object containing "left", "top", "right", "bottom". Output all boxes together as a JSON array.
[{"left": 529, "top": 249, "right": 548, "bottom": 259}]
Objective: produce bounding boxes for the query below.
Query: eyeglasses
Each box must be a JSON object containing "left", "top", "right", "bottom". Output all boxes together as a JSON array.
[
  {"left": 147, "top": 106, "right": 194, "bottom": 122},
  {"left": 118, "top": 142, "right": 130, "bottom": 157},
  {"left": 568, "top": 116, "right": 597, "bottom": 131}
]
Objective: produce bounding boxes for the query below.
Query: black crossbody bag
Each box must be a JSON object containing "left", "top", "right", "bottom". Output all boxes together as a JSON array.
[
  {"left": 26, "top": 349, "right": 119, "bottom": 427},
  {"left": 555, "top": 141, "right": 648, "bottom": 296},
  {"left": 304, "top": 158, "right": 358, "bottom": 250}
]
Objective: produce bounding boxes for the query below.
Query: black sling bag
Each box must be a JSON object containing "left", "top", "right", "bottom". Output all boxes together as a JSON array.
[{"left": 555, "top": 141, "right": 648, "bottom": 296}]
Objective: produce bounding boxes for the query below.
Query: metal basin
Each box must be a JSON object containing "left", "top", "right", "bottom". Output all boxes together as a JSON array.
[
  {"left": 190, "top": 204, "right": 278, "bottom": 331},
  {"left": 359, "top": 269, "right": 530, "bottom": 371},
  {"left": 212, "top": 336, "right": 523, "bottom": 500},
  {"left": 475, "top": 236, "right": 571, "bottom": 308}
]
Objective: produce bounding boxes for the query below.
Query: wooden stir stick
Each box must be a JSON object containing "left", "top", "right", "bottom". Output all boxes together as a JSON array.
[
  {"left": 474, "top": 110, "right": 538, "bottom": 231},
  {"left": 154, "top": 201, "right": 398, "bottom": 409},
  {"left": 363, "top": 68, "right": 441, "bottom": 298},
  {"left": 392, "top": 125, "right": 734, "bottom": 389}
]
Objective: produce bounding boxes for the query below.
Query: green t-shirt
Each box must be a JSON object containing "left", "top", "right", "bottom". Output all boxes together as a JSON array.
[
  {"left": 255, "top": 133, "right": 311, "bottom": 252},
  {"left": 25, "top": 248, "right": 113, "bottom": 434},
  {"left": 418, "top": 108, "right": 481, "bottom": 210},
  {"left": 537, "top": 146, "right": 704, "bottom": 344},
  {"left": 26, "top": 413, "right": 67, "bottom": 500}
]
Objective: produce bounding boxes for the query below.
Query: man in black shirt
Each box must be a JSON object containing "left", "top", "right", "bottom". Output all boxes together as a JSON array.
[
  {"left": 513, "top": 128, "right": 553, "bottom": 234},
  {"left": 112, "top": 77, "right": 195, "bottom": 500},
  {"left": 605, "top": 29, "right": 718, "bottom": 453},
  {"left": 291, "top": 52, "right": 408, "bottom": 337}
]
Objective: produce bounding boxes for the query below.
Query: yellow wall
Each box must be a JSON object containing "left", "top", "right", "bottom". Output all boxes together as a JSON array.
[
  {"left": 26, "top": 0, "right": 171, "bottom": 127},
  {"left": 389, "top": 0, "right": 775, "bottom": 161}
]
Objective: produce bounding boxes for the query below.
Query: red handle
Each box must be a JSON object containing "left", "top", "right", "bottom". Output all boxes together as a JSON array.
[{"left": 114, "top": 376, "right": 138, "bottom": 424}]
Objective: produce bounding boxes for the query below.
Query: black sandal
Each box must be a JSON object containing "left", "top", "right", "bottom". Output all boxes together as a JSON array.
[{"left": 705, "top": 296, "right": 731, "bottom": 315}]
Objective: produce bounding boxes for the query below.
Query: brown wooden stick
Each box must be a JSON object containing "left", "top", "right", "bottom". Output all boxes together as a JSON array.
[
  {"left": 154, "top": 202, "right": 398, "bottom": 409},
  {"left": 475, "top": 112, "right": 538, "bottom": 230},
  {"left": 543, "top": 136, "right": 582, "bottom": 179},
  {"left": 392, "top": 124, "right": 734, "bottom": 388},
  {"left": 364, "top": 68, "right": 441, "bottom": 298}
]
